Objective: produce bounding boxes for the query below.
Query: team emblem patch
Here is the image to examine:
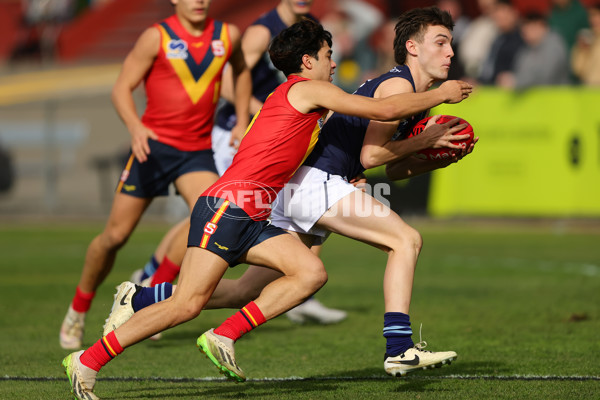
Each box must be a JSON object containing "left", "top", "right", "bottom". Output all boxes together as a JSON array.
[
  {"left": 211, "top": 40, "right": 225, "bottom": 57},
  {"left": 318, "top": 115, "right": 325, "bottom": 130},
  {"left": 166, "top": 39, "right": 189, "bottom": 59}
]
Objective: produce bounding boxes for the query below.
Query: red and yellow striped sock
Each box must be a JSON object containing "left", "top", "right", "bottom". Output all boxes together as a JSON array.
[
  {"left": 79, "top": 331, "right": 124, "bottom": 372},
  {"left": 214, "top": 301, "right": 266, "bottom": 341}
]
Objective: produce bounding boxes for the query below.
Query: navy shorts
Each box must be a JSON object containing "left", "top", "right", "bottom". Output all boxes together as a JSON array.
[
  {"left": 117, "top": 139, "right": 218, "bottom": 198},
  {"left": 188, "top": 196, "right": 287, "bottom": 266}
]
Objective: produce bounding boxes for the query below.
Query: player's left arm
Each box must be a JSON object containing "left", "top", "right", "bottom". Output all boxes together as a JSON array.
[
  {"left": 226, "top": 24, "right": 252, "bottom": 149},
  {"left": 385, "top": 136, "right": 479, "bottom": 181}
]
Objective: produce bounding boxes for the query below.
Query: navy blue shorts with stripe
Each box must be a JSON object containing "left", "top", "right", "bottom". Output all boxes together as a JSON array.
[
  {"left": 188, "top": 196, "right": 287, "bottom": 266},
  {"left": 118, "top": 139, "right": 218, "bottom": 198}
]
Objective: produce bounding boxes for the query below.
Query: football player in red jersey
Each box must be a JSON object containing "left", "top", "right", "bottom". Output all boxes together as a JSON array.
[
  {"left": 135, "top": 0, "right": 349, "bottom": 325},
  {"left": 62, "top": 19, "right": 471, "bottom": 398},
  {"left": 59, "top": 0, "right": 251, "bottom": 351}
]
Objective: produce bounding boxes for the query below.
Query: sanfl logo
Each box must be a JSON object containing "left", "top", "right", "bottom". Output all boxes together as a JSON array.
[{"left": 166, "top": 39, "right": 188, "bottom": 59}]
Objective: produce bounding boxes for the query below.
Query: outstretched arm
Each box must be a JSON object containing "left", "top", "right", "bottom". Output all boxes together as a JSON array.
[{"left": 292, "top": 79, "right": 472, "bottom": 122}]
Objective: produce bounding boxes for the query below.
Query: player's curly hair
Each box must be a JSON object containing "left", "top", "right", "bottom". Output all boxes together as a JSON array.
[
  {"left": 269, "top": 18, "right": 333, "bottom": 76},
  {"left": 393, "top": 7, "right": 454, "bottom": 65}
]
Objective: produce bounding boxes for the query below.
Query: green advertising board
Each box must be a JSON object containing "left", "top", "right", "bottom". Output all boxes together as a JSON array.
[{"left": 430, "top": 87, "right": 600, "bottom": 217}]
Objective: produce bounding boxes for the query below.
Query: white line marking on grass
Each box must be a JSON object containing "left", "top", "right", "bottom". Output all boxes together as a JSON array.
[{"left": 4, "top": 374, "right": 599, "bottom": 382}]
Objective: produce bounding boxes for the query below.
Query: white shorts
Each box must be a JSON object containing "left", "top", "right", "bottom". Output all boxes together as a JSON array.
[
  {"left": 211, "top": 125, "right": 236, "bottom": 176},
  {"left": 271, "top": 165, "right": 359, "bottom": 243}
]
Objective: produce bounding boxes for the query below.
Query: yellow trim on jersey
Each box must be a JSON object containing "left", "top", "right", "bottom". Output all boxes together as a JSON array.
[
  {"left": 158, "top": 24, "right": 231, "bottom": 104},
  {"left": 289, "top": 114, "right": 325, "bottom": 177}
]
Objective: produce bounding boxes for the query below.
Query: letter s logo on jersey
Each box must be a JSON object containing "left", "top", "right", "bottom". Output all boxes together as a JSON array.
[
  {"left": 204, "top": 222, "right": 218, "bottom": 235},
  {"left": 166, "top": 39, "right": 189, "bottom": 59},
  {"left": 211, "top": 40, "right": 225, "bottom": 57}
]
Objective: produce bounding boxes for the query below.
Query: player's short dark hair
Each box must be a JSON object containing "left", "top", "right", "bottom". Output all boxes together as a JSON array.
[
  {"left": 269, "top": 18, "right": 333, "bottom": 76},
  {"left": 393, "top": 6, "right": 454, "bottom": 65}
]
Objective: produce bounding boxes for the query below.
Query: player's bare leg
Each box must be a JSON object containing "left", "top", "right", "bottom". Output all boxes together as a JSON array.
[
  {"left": 136, "top": 171, "right": 218, "bottom": 288},
  {"left": 130, "top": 218, "right": 188, "bottom": 284},
  {"left": 60, "top": 193, "right": 151, "bottom": 349},
  {"left": 315, "top": 190, "right": 457, "bottom": 376},
  {"left": 198, "top": 233, "right": 327, "bottom": 381},
  {"left": 286, "top": 244, "right": 347, "bottom": 324},
  {"left": 317, "top": 191, "right": 418, "bottom": 313}
]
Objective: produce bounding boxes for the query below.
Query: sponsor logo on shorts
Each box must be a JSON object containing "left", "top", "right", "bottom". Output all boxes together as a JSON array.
[
  {"left": 214, "top": 242, "right": 229, "bottom": 250},
  {"left": 123, "top": 184, "right": 136, "bottom": 192}
]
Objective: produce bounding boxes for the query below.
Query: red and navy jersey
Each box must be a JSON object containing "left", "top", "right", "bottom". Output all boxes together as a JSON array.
[
  {"left": 142, "top": 15, "right": 233, "bottom": 151},
  {"left": 304, "top": 65, "right": 428, "bottom": 179},
  {"left": 204, "top": 76, "right": 327, "bottom": 221}
]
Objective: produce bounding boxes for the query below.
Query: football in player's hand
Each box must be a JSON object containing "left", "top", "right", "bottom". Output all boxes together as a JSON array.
[{"left": 409, "top": 115, "right": 474, "bottom": 160}]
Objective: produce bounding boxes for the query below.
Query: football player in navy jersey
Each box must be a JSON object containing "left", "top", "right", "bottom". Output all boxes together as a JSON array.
[
  {"left": 209, "top": 6, "right": 477, "bottom": 377},
  {"left": 270, "top": 7, "right": 478, "bottom": 376}
]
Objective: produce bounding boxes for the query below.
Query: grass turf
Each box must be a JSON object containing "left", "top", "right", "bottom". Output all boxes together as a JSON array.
[{"left": 0, "top": 219, "right": 598, "bottom": 399}]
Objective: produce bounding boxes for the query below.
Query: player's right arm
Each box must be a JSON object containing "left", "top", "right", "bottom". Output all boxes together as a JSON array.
[{"left": 111, "top": 27, "right": 160, "bottom": 163}]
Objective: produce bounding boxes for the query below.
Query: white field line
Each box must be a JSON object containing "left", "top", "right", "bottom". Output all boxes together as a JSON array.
[{"left": 3, "top": 374, "right": 599, "bottom": 382}]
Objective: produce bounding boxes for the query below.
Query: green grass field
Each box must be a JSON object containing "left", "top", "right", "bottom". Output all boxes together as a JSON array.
[{"left": 1, "top": 219, "right": 599, "bottom": 399}]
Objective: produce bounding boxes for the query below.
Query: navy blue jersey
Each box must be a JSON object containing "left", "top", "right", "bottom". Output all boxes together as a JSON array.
[
  {"left": 215, "top": 10, "right": 316, "bottom": 130},
  {"left": 304, "top": 65, "right": 429, "bottom": 179}
]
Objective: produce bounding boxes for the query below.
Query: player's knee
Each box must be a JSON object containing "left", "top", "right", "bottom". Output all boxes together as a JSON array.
[
  {"left": 390, "top": 225, "right": 422, "bottom": 255},
  {"left": 410, "top": 228, "right": 423, "bottom": 254},
  {"left": 299, "top": 259, "right": 328, "bottom": 293},
  {"left": 174, "top": 298, "right": 204, "bottom": 322},
  {"left": 101, "top": 227, "right": 131, "bottom": 250}
]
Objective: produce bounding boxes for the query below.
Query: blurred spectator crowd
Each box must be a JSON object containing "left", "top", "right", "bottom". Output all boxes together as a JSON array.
[
  {"left": 9, "top": 0, "right": 111, "bottom": 63},
  {"left": 5, "top": 0, "right": 600, "bottom": 89},
  {"left": 324, "top": 0, "right": 600, "bottom": 90}
]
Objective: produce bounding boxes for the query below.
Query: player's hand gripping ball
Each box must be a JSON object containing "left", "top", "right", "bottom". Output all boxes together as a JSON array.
[{"left": 410, "top": 115, "right": 474, "bottom": 160}]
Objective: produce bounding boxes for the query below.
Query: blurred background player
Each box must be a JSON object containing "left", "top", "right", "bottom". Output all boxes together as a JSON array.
[
  {"left": 58, "top": 0, "right": 251, "bottom": 350},
  {"left": 131, "top": 0, "right": 348, "bottom": 325}
]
